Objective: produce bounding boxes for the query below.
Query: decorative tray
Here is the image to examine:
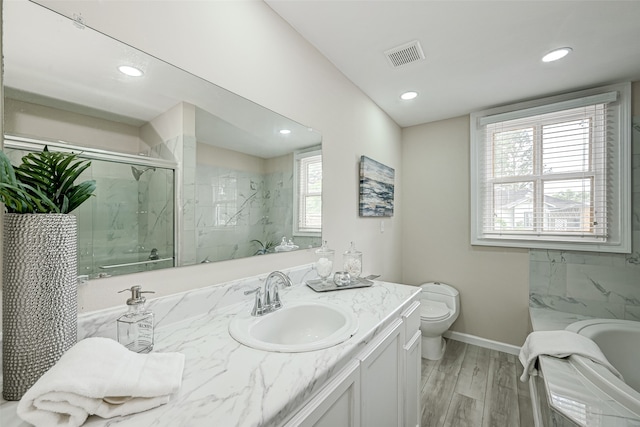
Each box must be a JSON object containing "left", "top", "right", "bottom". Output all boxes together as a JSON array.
[{"left": 306, "top": 277, "right": 374, "bottom": 292}]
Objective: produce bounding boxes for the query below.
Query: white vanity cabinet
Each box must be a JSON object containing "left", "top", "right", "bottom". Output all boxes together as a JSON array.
[
  {"left": 283, "top": 361, "right": 361, "bottom": 427},
  {"left": 283, "top": 301, "right": 421, "bottom": 427},
  {"left": 1, "top": 270, "right": 424, "bottom": 427},
  {"left": 402, "top": 301, "right": 422, "bottom": 427},
  {"left": 359, "top": 319, "right": 404, "bottom": 427}
]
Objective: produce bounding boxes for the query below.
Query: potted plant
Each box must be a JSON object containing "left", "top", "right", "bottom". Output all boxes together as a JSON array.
[
  {"left": 0, "top": 146, "right": 96, "bottom": 401},
  {"left": 251, "top": 239, "right": 276, "bottom": 255}
]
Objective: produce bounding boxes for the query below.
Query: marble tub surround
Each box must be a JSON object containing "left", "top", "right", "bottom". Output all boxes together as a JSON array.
[
  {"left": 529, "top": 308, "right": 640, "bottom": 426},
  {"left": 0, "top": 266, "right": 420, "bottom": 427},
  {"left": 529, "top": 307, "right": 596, "bottom": 331},
  {"left": 530, "top": 249, "right": 640, "bottom": 321}
]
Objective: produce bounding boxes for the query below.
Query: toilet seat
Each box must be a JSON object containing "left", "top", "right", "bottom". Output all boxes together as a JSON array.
[{"left": 420, "top": 300, "right": 452, "bottom": 321}]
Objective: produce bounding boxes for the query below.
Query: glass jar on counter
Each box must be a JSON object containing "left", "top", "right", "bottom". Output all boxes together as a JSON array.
[
  {"left": 315, "top": 241, "right": 335, "bottom": 283},
  {"left": 343, "top": 241, "right": 362, "bottom": 279}
]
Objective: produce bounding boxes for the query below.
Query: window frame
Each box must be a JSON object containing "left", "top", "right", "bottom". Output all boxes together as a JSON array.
[
  {"left": 470, "top": 83, "right": 631, "bottom": 253},
  {"left": 293, "top": 147, "right": 322, "bottom": 237},
  {"left": 212, "top": 173, "right": 238, "bottom": 228}
]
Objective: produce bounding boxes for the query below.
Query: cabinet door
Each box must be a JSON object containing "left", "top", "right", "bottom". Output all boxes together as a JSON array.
[
  {"left": 284, "top": 360, "right": 360, "bottom": 427},
  {"left": 358, "top": 319, "right": 404, "bottom": 427},
  {"left": 401, "top": 301, "right": 421, "bottom": 342},
  {"left": 404, "top": 330, "right": 422, "bottom": 427}
]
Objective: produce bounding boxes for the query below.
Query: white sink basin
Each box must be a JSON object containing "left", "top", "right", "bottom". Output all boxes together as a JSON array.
[{"left": 229, "top": 301, "right": 358, "bottom": 352}]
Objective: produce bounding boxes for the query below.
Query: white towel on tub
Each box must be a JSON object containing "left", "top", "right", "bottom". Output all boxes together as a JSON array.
[
  {"left": 518, "top": 330, "right": 622, "bottom": 382},
  {"left": 17, "top": 337, "right": 185, "bottom": 427}
]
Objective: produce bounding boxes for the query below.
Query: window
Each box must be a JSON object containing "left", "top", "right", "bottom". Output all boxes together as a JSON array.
[
  {"left": 213, "top": 174, "right": 238, "bottom": 227},
  {"left": 470, "top": 83, "right": 631, "bottom": 252},
  {"left": 294, "top": 149, "right": 322, "bottom": 236}
]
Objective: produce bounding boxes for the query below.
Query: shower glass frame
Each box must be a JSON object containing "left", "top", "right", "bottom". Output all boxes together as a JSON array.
[{"left": 3, "top": 134, "right": 179, "bottom": 278}]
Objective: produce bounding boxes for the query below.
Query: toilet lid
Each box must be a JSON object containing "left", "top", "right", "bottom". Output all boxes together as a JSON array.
[{"left": 420, "top": 300, "right": 452, "bottom": 321}]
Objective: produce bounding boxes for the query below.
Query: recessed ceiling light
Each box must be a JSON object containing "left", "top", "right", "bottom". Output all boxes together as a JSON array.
[
  {"left": 542, "top": 47, "right": 572, "bottom": 63},
  {"left": 118, "top": 65, "right": 144, "bottom": 77},
  {"left": 400, "top": 91, "right": 418, "bottom": 100},
  {"left": 279, "top": 129, "right": 291, "bottom": 135}
]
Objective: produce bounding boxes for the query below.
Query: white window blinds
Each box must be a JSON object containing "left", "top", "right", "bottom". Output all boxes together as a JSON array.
[
  {"left": 470, "top": 83, "right": 631, "bottom": 252},
  {"left": 295, "top": 150, "right": 322, "bottom": 234}
]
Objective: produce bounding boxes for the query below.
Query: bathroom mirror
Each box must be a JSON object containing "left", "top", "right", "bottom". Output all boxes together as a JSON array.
[{"left": 2, "top": 0, "right": 323, "bottom": 277}]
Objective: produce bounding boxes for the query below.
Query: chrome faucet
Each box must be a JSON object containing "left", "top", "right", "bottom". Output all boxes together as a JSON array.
[{"left": 244, "top": 271, "right": 293, "bottom": 316}]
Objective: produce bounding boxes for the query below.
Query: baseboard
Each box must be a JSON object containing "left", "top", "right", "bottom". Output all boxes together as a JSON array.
[{"left": 444, "top": 330, "right": 521, "bottom": 355}]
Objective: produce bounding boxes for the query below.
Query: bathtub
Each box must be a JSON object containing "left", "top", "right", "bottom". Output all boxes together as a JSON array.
[{"left": 565, "top": 319, "right": 640, "bottom": 417}]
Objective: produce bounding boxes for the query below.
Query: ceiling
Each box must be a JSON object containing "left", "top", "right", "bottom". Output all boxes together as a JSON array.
[{"left": 265, "top": 0, "right": 640, "bottom": 128}]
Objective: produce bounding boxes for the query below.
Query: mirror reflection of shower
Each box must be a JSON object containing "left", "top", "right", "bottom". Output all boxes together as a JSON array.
[
  {"left": 3, "top": 138, "right": 176, "bottom": 278},
  {"left": 131, "top": 166, "right": 156, "bottom": 181}
]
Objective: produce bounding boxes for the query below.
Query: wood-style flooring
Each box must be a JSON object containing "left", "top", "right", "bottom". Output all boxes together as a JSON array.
[{"left": 420, "top": 338, "right": 535, "bottom": 427}]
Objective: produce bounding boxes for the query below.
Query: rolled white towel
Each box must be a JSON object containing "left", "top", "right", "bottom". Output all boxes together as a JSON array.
[
  {"left": 17, "top": 337, "right": 185, "bottom": 427},
  {"left": 518, "top": 330, "right": 622, "bottom": 382}
]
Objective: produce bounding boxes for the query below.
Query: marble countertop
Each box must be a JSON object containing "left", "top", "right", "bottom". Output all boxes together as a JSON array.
[
  {"left": 1, "top": 272, "right": 420, "bottom": 427},
  {"left": 529, "top": 308, "right": 640, "bottom": 426}
]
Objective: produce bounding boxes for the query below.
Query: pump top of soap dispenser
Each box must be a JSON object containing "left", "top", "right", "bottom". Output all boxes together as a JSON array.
[
  {"left": 117, "top": 286, "right": 155, "bottom": 353},
  {"left": 118, "top": 285, "right": 155, "bottom": 306}
]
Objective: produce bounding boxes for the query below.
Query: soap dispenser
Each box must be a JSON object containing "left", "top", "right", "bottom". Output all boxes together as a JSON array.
[{"left": 117, "top": 285, "right": 155, "bottom": 353}]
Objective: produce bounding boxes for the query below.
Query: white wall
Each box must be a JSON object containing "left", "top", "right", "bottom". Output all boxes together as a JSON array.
[
  {"left": 4, "top": 98, "right": 144, "bottom": 153},
  {"left": 23, "top": 0, "right": 403, "bottom": 312},
  {"left": 401, "top": 116, "right": 530, "bottom": 346}
]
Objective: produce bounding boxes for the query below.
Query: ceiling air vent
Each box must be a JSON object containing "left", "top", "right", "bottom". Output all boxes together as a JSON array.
[{"left": 384, "top": 40, "right": 425, "bottom": 68}]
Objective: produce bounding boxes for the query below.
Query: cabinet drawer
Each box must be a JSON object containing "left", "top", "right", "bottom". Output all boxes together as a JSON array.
[{"left": 401, "top": 301, "right": 421, "bottom": 342}]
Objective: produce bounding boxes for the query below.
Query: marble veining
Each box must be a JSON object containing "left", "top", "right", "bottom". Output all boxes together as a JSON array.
[
  {"left": 0, "top": 264, "right": 420, "bottom": 426},
  {"left": 194, "top": 162, "right": 295, "bottom": 263},
  {"left": 530, "top": 308, "right": 640, "bottom": 426}
]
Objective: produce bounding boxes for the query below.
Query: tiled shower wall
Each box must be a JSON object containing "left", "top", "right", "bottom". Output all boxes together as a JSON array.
[
  {"left": 529, "top": 116, "right": 640, "bottom": 320},
  {"left": 195, "top": 164, "right": 294, "bottom": 262},
  {"left": 78, "top": 160, "right": 174, "bottom": 277},
  {"left": 4, "top": 147, "right": 175, "bottom": 277}
]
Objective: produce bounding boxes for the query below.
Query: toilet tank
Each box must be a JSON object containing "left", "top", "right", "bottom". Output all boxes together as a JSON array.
[{"left": 420, "top": 282, "right": 459, "bottom": 310}]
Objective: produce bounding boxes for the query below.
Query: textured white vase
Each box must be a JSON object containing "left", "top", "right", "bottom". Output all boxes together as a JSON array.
[{"left": 2, "top": 213, "right": 78, "bottom": 401}]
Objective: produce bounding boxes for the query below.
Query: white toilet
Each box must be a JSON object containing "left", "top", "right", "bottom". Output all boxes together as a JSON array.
[{"left": 419, "top": 282, "right": 460, "bottom": 360}]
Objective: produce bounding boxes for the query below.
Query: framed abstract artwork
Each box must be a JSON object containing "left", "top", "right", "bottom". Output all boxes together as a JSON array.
[{"left": 359, "top": 156, "right": 394, "bottom": 217}]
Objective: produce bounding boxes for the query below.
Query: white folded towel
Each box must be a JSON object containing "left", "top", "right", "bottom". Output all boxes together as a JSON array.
[
  {"left": 518, "top": 330, "right": 622, "bottom": 383},
  {"left": 17, "top": 337, "right": 185, "bottom": 427}
]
